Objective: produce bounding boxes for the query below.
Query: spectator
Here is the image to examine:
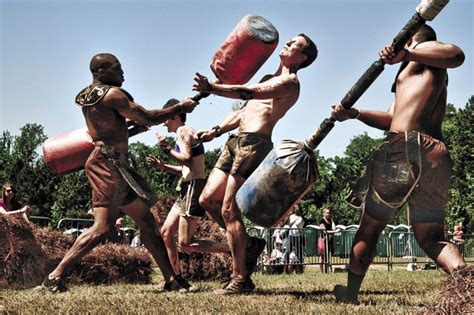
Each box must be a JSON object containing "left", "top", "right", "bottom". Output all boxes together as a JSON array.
[
  {"left": 0, "top": 183, "right": 31, "bottom": 223},
  {"left": 268, "top": 241, "right": 284, "bottom": 274},
  {"left": 88, "top": 208, "right": 127, "bottom": 244},
  {"left": 286, "top": 205, "right": 305, "bottom": 272},
  {"left": 319, "top": 207, "right": 339, "bottom": 273},
  {"left": 131, "top": 232, "right": 143, "bottom": 248},
  {"left": 272, "top": 221, "right": 288, "bottom": 255},
  {"left": 452, "top": 224, "right": 464, "bottom": 243}
]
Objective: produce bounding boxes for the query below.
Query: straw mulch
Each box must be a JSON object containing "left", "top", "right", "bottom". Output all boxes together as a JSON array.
[
  {"left": 0, "top": 215, "right": 153, "bottom": 289},
  {"left": 1, "top": 194, "right": 231, "bottom": 289},
  {"left": 0, "top": 215, "right": 53, "bottom": 289},
  {"left": 421, "top": 265, "right": 473, "bottom": 314},
  {"left": 179, "top": 220, "right": 232, "bottom": 281},
  {"left": 70, "top": 244, "right": 152, "bottom": 285}
]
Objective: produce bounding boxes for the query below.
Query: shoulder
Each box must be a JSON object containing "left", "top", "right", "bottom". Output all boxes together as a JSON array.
[
  {"left": 177, "top": 126, "right": 197, "bottom": 144},
  {"left": 102, "top": 87, "right": 135, "bottom": 110},
  {"left": 282, "top": 73, "right": 299, "bottom": 86},
  {"left": 75, "top": 83, "right": 110, "bottom": 107},
  {"left": 105, "top": 87, "right": 131, "bottom": 101},
  {"left": 177, "top": 126, "right": 195, "bottom": 139}
]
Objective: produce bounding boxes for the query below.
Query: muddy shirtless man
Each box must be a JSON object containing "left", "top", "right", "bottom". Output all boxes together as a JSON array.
[
  {"left": 193, "top": 34, "right": 318, "bottom": 294},
  {"left": 331, "top": 25, "right": 466, "bottom": 304},
  {"left": 39, "top": 53, "right": 198, "bottom": 293}
]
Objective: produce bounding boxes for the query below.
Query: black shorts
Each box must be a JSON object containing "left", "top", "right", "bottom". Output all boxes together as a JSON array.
[{"left": 175, "top": 178, "right": 207, "bottom": 217}]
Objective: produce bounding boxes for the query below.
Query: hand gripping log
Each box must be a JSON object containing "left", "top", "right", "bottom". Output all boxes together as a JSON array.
[{"left": 305, "top": 0, "right": 449, "bottom": 151}]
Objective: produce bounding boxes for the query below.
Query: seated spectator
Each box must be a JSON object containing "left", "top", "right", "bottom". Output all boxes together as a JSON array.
[
  {"left": 452, "top": 224, "right": 464, "bottom": 244},
  {"left": 131, "top": 232, "right": 143, "bottom": 248},
  {"left": 286, "top": 248, "right": 300, "bottom": 274},
  {"left": 267, "top": 241, "right": 284, "bottom": 274},
  {"left": 0, "top": 183, "right": 31, "bottom": 223}
]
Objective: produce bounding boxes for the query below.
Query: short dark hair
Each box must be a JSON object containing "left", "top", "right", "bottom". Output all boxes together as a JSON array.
[
  {"left": 89, "top": 53, "right": 117, "bottom": 74},
  {"left": 413, "top": 24, "right": 437, "bottom": 43},
  {"left": 298, "top": 33, "right": 318, "bottom": 69},
  {"left": 163, "top": 98, "right": 186, "bottom": 122}
]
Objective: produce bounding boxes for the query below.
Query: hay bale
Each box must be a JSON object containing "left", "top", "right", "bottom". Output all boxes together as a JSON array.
[
  {"left": 0, "top": 215, "right": 153, "bottom": 289},
  {"left": 150, "top": 195, "right": 177, "bottom": 229},
  {"left": 0, "top": 215, "right": 51, "bottom": 289},
  {"left": 70, "top": 244, "right": 153, "bottom": 285},
  {"left": 422, "top": 265, "right": 474, "bottom": 314}
]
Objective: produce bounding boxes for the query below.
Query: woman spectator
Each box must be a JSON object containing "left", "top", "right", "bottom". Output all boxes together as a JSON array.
[
  {"left": 319, "top": 207, "right": 339, "bottom": 273},
  {"left": 0, "top": 183, "right": 31, "bottom": 223}
]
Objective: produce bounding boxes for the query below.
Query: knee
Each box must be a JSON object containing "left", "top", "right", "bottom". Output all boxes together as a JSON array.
[
  {"left": 351, "top": 242, "right": 375, "bottom": 267},
  {"left": 160, "top": 226, "right": 173, "bottom": 242},
  {"left": 87, "top": 224, "right": 112, "bottom": 243},
  {"left": 199, "top": 192, "right": 212, "bottom": 210},
  {"left": 221, "top": 206, "right": 239, "bottom": 223}
]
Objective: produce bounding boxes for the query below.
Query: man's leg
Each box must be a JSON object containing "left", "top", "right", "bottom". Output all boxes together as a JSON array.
[
  {"left": 178, "top": 215, "right": 230, "bottom": 253},
  {"left": 215, "top": 174, "right": 248, "bottom": 294},
  {"left": 411, "top": 220, "right": 465, "bottom": 273},
  {"left": 337, "top": 212, "right": 389, "bottom": 304},
  {"left": 199, "top": 168, "right": 228, "bottom": 229},
  {"left": 160, "top": 203, "right": 182, "bottom": 274},
  {"left": 42, "top": 206, "right": 119, "bottom": 292},
  {"left": 120, "top": 198, "right": 177, "bottom": 284}
]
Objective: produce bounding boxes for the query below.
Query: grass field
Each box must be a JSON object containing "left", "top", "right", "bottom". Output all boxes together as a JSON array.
[{"left": 0, "top": 266, "right": 447, "bottom": 314}]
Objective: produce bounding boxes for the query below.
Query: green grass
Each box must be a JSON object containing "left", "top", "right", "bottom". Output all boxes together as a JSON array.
[{"left": 0, "top": 267, "right": 445, "bottom": 314}]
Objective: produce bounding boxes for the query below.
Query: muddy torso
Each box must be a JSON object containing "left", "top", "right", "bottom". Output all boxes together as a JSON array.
[{"left": 390, "top": 62, "right": 447, "bottom": 140}]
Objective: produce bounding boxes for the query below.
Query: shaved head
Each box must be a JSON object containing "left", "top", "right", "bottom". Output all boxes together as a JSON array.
[{"left": 90, "top": 53, "right": 118, "bottom": 74}]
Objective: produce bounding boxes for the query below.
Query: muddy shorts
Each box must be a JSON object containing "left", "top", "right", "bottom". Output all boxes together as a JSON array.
[
  {"left": 215, "top": 132, "right": 273, "bottom": 179},
  {"left": 85, "top": 145, "right": 157, "bottom": 208},
  {"left": 172, "top": 178, "right": 207, "bottom": 217},
  {"left": 350, "top": 131, "right": 452, "bottom": 224}
]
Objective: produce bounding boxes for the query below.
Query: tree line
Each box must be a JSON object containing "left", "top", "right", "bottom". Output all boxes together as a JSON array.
[{"left": 1, "top": 97, "right": 472, "bottom": 232}]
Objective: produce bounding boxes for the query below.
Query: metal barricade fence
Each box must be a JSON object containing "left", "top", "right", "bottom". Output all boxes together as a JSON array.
[
  {"left": 57, "top": 217, "right": 94, "bottom": 236},
  {"left": 250, "top": 226, "right": 474, "bottom": 273},
  {"left": 29, "top": 216, "right": 51, "bottom": 227}
]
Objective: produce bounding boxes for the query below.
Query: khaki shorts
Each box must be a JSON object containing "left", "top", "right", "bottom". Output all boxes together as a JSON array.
[
  {"left": 359, "top": 131, "right": 452, "bottom": 224},
  {"left": 215, "top": 132, "right": 273, "bottom": 179},
  {"left": 85, "top": 146, "right": 157, "bottom": 208}
]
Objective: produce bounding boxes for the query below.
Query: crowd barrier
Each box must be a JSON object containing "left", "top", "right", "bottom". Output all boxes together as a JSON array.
[{"left": 252, "top": 226, "right": 473, "bottom": 273}]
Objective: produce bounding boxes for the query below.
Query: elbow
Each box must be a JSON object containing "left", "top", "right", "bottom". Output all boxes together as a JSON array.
[
  {"left": 447, "top": 45, "right": 465, "bottom": 68},
  {"left": 451, "top": 50, "right": 465, "bottom": 68}
]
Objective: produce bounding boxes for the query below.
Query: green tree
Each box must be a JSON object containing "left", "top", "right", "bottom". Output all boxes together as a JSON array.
[
  {"left": 50, "top": 170, "right": 91, "bottom": 225},
  {"left": 327, "top": 133, "right": 382, "bottom": 226},
  {"left": 0, "top": 124, "right": 59, "bottom": 217},
  {"left": 442, "top": 98, "right": 473, "bottom": 232}
]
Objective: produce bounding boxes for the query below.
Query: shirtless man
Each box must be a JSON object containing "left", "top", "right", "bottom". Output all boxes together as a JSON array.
[
  {"left": 39, "top": 53, "right": 198, "bottom": 293},
  {"left": 193, "top": 34, "right": 318, "bottom": 294},
  {"left": 331, "top": 25, "right": 466, "bottom": 304},
  {"left": 146, "top": 98, "right": 229, "bottom": 280}
]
